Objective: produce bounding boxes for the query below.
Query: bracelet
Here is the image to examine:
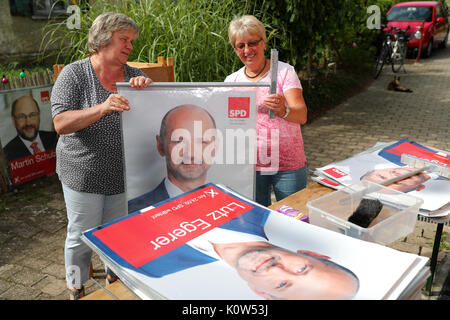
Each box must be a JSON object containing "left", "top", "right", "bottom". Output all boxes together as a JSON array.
[{"left": 281, "top": 106, "right": 290, "bottom": 119}]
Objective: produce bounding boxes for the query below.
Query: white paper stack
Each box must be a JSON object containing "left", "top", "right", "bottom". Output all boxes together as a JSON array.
[{"left": 82, "top": 183, "right": 430, "bottom": 300}]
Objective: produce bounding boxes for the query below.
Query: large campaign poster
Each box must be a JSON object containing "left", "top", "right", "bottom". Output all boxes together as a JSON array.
[
  {"left": 83, "top": 183, "right": 429, "bottom": 300},
  {"left": 118, "top": 86, "right": 257, "bottom": 212},
  {"left": 315, "top": 139, "right": 450, "bottom": 215},
  {"left": 0, "top": 86, "right": 57, "bottom": 186}
]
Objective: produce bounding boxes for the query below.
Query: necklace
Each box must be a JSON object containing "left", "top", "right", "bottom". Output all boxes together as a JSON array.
[{"left": 244, "top": 59, "right": 267, "bottom": 79}]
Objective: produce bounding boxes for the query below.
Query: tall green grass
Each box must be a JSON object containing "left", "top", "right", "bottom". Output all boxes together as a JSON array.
[{"left": 39, "top": 0, "right": 275, "bottom": 82}]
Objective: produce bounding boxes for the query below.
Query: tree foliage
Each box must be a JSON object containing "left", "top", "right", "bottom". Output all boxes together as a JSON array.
[{"left": 40, "top": 0, "right": 400, "bottom": 81}]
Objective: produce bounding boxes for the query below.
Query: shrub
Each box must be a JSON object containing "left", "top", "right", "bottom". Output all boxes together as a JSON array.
[{"left": 40, "top": 0, "right": 273, "bottom": 82}]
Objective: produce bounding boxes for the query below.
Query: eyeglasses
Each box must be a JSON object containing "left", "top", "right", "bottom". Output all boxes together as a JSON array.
[
  {"left": 234, "top": 38, "right": 263, "bottom": 51},
  {"left": 14, "top": 112, "right": 40, "bottom": 121}
]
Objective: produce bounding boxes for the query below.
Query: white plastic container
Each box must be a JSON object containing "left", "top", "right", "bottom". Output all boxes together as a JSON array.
[{"left": 307, "top": 181, "right": 423, "bottom": 245}]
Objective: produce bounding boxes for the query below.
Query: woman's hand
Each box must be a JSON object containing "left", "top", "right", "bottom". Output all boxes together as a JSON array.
[
  {"left": 264, "top": 94, "right": 287, "bottom": 118},
  {"left": 264, "top": 89, "right": 308, "bottom": 124},
  {"left": 54, "top": 93, "right": 131, "bottom": 134},
  {"left": 129, "top": 76, "right": 152, "bottom": 89},
  {"left": 99, "top": 94, "right": 130, "bottom": 116}
]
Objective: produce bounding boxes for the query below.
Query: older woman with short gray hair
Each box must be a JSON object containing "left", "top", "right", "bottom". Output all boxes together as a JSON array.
[
  {"left": 51, "top": 12, "right": 152, "bottom": 299},
  {"left": 87, "top": 12, "right": 139, "bottom": 53}
]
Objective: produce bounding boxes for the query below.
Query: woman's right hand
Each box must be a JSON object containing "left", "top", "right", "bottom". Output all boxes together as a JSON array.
[
  {"left": 99, "top": 94, "right": 130, "bottom": 116},
  {"left": 54, "top": 94, "right": 131, "bottom": 135}
]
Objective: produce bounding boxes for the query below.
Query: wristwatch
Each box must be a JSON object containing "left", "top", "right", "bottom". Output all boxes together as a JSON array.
[{"left": 281, "top": 106, "right": 290, "bottom": 119}]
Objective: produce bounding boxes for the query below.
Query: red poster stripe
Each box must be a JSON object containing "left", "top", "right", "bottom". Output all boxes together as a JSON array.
[{"left": 94, "top": 186, "right": 254, "bottom": 268}]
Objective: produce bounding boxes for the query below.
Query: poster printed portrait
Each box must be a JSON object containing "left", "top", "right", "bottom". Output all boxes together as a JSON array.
[
  {"left": 118, "top": 86, "right": 258, "bottom": 213},
  {"left": 0, "top": 85, "right": 56, "bottom": 186},
  {"left": 83, "top": 183, "right": 427, "bottom": 300}
]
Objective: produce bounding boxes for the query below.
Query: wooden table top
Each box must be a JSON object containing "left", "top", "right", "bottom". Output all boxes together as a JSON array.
[{"left": 268, "top": 182, "right": 333, "bottom": 213}]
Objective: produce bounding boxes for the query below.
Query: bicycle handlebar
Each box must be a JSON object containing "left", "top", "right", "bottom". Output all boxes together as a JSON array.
[
  {"left": 380, "top": 24, "right": 411, "bottom": 42},
  {"left": 380, "top": 24, "right": 411, "bottom": 34}
]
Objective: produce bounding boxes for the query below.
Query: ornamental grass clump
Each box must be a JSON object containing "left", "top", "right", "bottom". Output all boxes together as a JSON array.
[{"left": 39, "top": 0, "right": 275, "bottom": 82}]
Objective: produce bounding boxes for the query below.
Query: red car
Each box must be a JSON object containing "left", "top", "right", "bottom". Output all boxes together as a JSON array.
[{"left": 386, "top": 1, "right": 449, "bottom": 58}]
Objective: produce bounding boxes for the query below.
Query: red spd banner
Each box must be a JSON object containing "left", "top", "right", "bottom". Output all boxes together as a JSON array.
[
  {"left": 383, "top": 141, "right": 450, "bottom": 168},
  {"left": 8, "top": 149, "right": 56, "bottom": 186},
  {"left": 228, "top": 97, "right": 250, "bottom": 118},
  {"left": 94, "top": 185, "right": 254, "bottom": 268}
]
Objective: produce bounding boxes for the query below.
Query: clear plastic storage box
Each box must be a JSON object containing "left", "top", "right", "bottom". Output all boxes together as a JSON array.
[{"left": 307, "top": 181, "right": 423, "bottom": 245}]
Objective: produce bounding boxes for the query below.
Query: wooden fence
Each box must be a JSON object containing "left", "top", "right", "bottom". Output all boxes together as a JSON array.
[{"left": 1, "top": 69, "right": 54, "bottom": 91}]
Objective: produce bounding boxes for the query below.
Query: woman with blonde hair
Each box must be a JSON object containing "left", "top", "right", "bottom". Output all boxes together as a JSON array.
[{"left": 225, "top": 15, "right": 308, "bottom": 206}]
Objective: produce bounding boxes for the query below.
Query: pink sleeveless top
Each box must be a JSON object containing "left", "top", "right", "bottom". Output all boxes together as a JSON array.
[{"left": 225, "top": 61, "right": 306, "bottom": 171}]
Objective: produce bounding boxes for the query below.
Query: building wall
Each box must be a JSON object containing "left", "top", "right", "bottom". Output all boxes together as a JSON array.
[{"left": 0, "top": 0, "right": 62, "bottom": 65}]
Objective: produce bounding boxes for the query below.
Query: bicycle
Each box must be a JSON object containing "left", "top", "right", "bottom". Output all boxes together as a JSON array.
[{"left": 373, "top": 25, "right": 411, "bottom": 79}]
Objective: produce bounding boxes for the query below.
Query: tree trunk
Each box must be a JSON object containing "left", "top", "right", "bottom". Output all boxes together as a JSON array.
[
  {"left": 328, "top": 35, "right": 345, "bottom": 68},
  {"left": 306, "top": 40, "right": 314, "bottom": 80},
  {"left": 0, "top": 146, "right": 10, "bottom": 194}
]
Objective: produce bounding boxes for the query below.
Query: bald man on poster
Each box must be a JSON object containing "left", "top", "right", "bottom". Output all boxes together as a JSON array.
[
  {"left": 128, "top": 104, "right": 218, "bottom": 213},
  {"left": 122, "top": 199, "right": 360, "bottom": 300}
]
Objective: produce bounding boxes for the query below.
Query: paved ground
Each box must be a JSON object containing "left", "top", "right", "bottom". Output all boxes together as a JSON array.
[
  {"left": 0, "top": 44, "right": 449, "bottom": 300},
  {"left": 302, "top": 44, "right": 450, "bottom": 299}
]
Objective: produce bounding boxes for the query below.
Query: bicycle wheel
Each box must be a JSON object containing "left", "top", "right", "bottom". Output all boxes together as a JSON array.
[
  {"left": 392, "top": 42, "right": 406, "bottom": 73},
  {"left": 373, "top": 44, "right": 389, "bottom": 79}
]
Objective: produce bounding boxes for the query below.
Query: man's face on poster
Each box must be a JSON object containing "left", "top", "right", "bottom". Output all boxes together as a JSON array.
[
  {"left": 157, "top": 105, "right": 217, "bottom": 182},
  {"left": 235, "top": 246, "right": 359, "bottom": 300},
  {"left": 12, "top": 96, "right": 40, "bottom": 142},
  {"left": 361, "top": 167, "right": 430, "bottom": 193}
]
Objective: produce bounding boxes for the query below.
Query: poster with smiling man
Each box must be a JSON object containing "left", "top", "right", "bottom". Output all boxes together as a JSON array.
[
  {"left": 0, "top": 86, "right": 57, "bottom": 186},
  {"left": 118, "top": 85, "right": 261, "bottom": 213}
]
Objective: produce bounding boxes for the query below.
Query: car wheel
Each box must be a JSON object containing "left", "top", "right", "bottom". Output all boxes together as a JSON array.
[
  {"left": 439, "top": 31, "right": 448, "bottom": 49},
  {"left": 422, "top": 38, "right": 433, "bottom": 58}
]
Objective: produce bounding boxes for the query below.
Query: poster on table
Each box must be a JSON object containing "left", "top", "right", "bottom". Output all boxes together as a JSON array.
[
  {"left": 315, "top": 139, "right": 450, "bottom": 214},
  {"left": 0, "top": 86, "right": 56, "bottom": 186},
  {"left": 82, "top": 183, "right": 428, "bottom": 300},
  {"left": 118, "top": 85, "right": 258, "bottom": 212}
]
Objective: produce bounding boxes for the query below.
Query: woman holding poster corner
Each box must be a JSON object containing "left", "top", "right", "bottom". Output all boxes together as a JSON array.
[
  {"left": 225, "top": 15, "right": 308, "bottom": 207},
  {"left": 51, "top": 12, "right": 151, "bottom": 299}
]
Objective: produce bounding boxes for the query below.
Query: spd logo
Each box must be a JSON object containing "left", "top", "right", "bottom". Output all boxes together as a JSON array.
[
  {"left": 40, "top": 91, "right": 50, "bottom": 102},
  {"left": 228, "top": 97, "right": 250, "bottom": 118}
]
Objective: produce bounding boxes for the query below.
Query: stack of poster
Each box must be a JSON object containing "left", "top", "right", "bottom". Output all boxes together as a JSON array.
[
  {"left": 82, "top": 183, "right": 429, "bottom": 300},
  {"left": 313, "top": 139, "right": 450, "bottom": 218},
  {"left": 118, "top": 85, "right": 258, "bottom": 209}
]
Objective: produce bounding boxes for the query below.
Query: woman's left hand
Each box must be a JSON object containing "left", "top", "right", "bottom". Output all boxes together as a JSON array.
[
  {"left": 129, "top": 76, "right": 152, "bottom": 89},
  {"left": 264, "top": 94, "right": 287, "bottom": 118}
]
